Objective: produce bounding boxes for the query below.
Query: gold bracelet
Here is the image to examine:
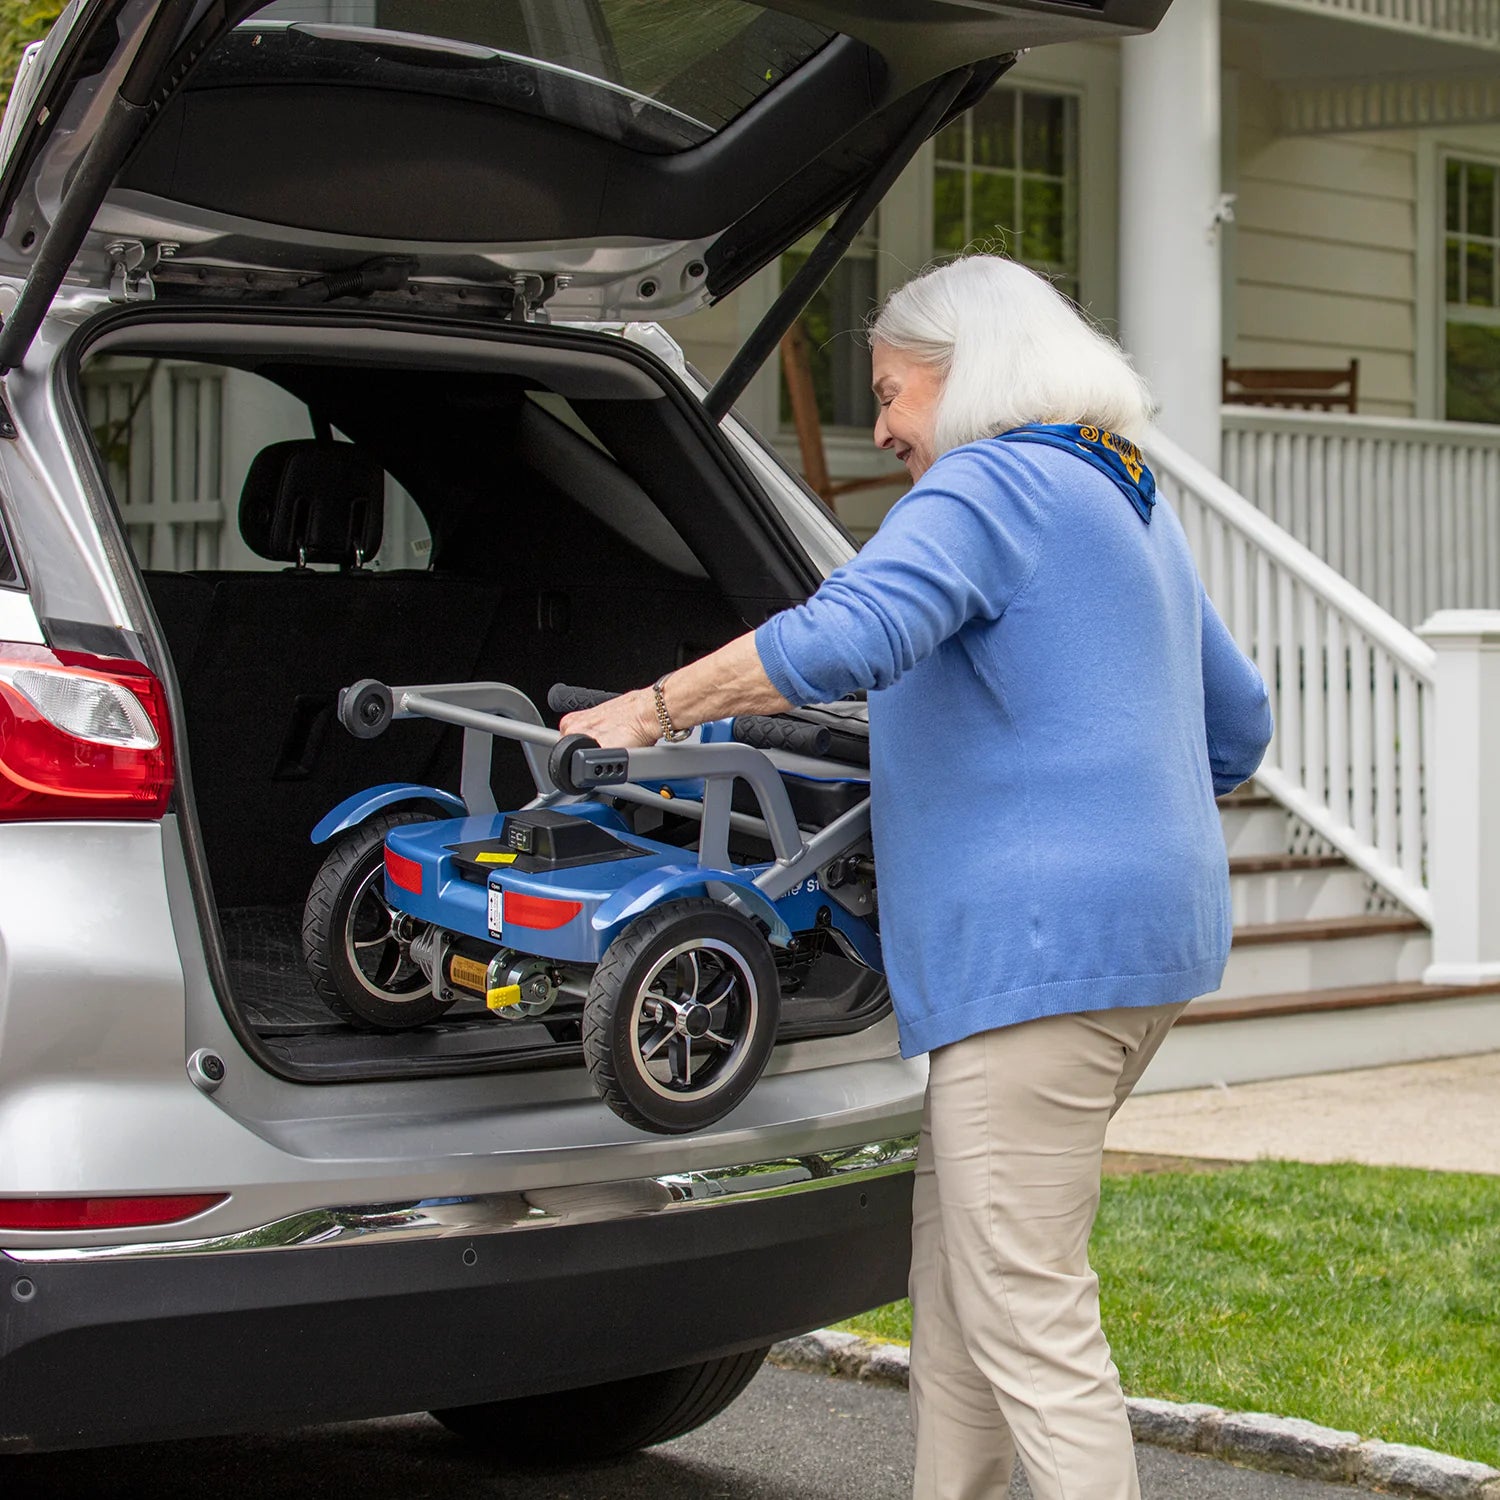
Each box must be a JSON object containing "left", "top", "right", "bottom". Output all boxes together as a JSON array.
[{"left": 652, "top": 673, "right": 692, "bottom": 743}]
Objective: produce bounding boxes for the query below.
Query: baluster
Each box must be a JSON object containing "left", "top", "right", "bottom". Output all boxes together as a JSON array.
[
  {"left": 1274, "top": 428, "right": 1294, "bottom": 534},
  {"left": 1302, "top": 588, "right": 1324, "bottom": 804},
  {"left": 1325, "top": 434, "right": 1343, "bottom": 578},
  {"left": 174, "top": 372, "right": 197, "bottom": 572},
  {"left": 1258, "top": 431, "right": 1277, "bottom": 527},
  {"left": 1230, "top": 529, "right": 1250, "bottom": 649},
  {"left": 1257, "top": 551, "right": 1277, "bottom": 767},
  {"left": 1326, "top": 611, "right": 1349, "bottom": 829},
  {"left": 1350, "top": 631, "right": 1374, "bottom": 845},
  {"left": 148, "top": 364, "right": 173, "bottom": 571},
  {"left": 1423, "top": 445, "right": 1442, "bottom": 623},
  {"left": 1208, "top": 511, "right": 1228, "bottom": 608},
  {"left": 1375, "top": 438, "right": 1395, "bottom": 617},
  {"left": 1397, "top": 666, "right": 1423, "bottom": 887},
  {"left": 1441, "top": 443, "right": 1459, "bottom": 610},
  {"left": 1182, "top": 485, "right": 1204, "bottom": 562},
  {"left": 195, "top": 375, "right": 218, "bottom": 570},
  {"left": 1358, "top": 439, "right": 1377, "bottom": 605},
  {"left": 1373, "top": 648, "right": 1397, "bottom": 862},
  {"left": 1278, "top": 570, "right": 1302, "bottom": 789}
]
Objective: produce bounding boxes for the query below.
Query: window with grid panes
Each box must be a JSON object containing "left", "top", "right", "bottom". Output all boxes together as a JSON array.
[
  {"left": 933, "top": 87, "right": 1079, "bottom": 298},
  {"left": 1444, "top": 155, "right": 1500, "bottom": 424},
  {"left": 778, "top": 213, "right": 881, "bottom": 431}
]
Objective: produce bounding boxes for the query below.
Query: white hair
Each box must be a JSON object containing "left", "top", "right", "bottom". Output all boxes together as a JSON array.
[{"left": 869, "top": 256, "right": 1154, "bottom": 455}]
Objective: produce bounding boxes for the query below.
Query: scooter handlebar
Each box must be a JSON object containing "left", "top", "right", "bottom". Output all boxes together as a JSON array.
[
  {"left": 547, "top": 683, "right": 619, "bottom": 716},
  {"left": 731, "top": 715, "right": 832, "bottom": 758}
]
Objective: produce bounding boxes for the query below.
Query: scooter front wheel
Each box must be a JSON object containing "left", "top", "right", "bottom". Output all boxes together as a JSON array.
[{"left": 584, "top": 898, "right": 780, "bottom": 1134}]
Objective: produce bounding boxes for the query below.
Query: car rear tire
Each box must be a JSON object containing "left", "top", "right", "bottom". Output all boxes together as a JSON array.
[
  {"left": 301, "top": 808, "right": 454, "bottom": 1030},
  {"left": 430, "top": 1345, "right": 770, "bottom": 1462}
]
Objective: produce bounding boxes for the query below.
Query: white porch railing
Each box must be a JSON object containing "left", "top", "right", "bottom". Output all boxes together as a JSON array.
[
  {"left": 1148, "top": 427, "right": 1435, "bottom": 921},
  {"left": 1270, "top": 0, "right": 1500, "bottom": 47},
  {"left": 83, "top": 359, "right": 226, "bottom": 571},
  {"left": 1222, "top": 408, "right": 1500, "bottom": 631}
]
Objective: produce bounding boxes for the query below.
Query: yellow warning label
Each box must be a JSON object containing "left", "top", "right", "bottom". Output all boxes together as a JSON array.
[
  {"left": 475, "top": 851, "right": 517, "bottom": 865},
  {"left": 448, "top": 954, "right": 489, "bottom": 994},
  {"left": 487, "top": 985, "right": 523, "bottom": 1011}
]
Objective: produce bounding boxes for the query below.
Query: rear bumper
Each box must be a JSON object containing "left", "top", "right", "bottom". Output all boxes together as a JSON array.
[{"left": 0, "top": 1147, "right": 914, "bottom": 1454}]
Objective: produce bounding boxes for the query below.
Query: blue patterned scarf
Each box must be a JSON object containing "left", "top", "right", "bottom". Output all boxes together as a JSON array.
[{"left": 996, "top": 423, "right": 1156, "bottom": 524}]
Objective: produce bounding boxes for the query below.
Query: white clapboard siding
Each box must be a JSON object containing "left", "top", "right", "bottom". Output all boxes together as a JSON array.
[
  {"left": 1222, "top": 408, "right": 1500, "bottom": 626},
  {"left": 1149, "top": 425, "right": 1434, "bottom": 921},
  {"left": 1231, "top": 84, "right": 1418, "bottom": 415}
]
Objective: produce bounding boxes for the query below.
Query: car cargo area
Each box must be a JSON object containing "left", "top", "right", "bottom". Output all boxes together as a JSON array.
[{"left": 77, "top": 318, "right": 887, "bottom": 1081}]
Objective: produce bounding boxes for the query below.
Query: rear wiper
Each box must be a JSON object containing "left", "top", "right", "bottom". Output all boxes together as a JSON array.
[{"left": 277, "top": 256, "right": 417, "bottom": 306}]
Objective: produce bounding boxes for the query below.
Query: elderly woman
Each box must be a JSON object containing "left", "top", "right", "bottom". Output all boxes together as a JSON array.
[{"left": 562, "top": 255, "right": 1272, "bottom": 1500}]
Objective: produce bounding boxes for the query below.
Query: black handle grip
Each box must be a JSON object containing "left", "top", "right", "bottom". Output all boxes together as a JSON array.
[
  {"left": 731, "top": 715, "right": 832, "bottom": 758},
  {"left": 547, "top": 684, "right": 620, "bottom": 716}
]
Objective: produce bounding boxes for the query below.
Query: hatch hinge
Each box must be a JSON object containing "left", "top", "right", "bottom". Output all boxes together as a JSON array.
[
  {"left": 505, "top": 272, "right": 569, "bottom": 324},
  {"left": 0, "top": 391, "right": 16, "bottom": 441},
  {"left": 107, "top": 240, "right": 179, "bottom": 303}
]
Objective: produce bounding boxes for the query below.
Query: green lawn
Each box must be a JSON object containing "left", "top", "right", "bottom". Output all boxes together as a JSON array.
[{"left": 838, "top": 1161, "right": 1500, "bottom": 1466}]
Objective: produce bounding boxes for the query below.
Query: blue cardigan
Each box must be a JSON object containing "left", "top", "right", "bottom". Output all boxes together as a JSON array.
[{"left": 755, "top": 437, "right": 1272, "bottom": 1058}]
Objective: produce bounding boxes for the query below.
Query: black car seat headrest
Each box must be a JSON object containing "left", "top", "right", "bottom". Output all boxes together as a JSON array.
[{"left": 240, "top": 440, "right": 385, "bottom": 567}]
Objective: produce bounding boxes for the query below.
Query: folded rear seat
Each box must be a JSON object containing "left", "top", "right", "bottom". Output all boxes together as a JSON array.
[{"left": 175, "top": 441, "right": 497, "bottom": 908}]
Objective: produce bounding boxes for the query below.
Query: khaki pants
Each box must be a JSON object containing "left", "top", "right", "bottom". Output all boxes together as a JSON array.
[{"left": 909, "top": 1002, "right": 1187, "bottom": 1500}]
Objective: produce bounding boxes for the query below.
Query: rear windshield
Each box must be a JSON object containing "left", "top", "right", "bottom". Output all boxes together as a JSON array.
[{"left": 237, "top": 1, "right": 836, "bottom": 152}]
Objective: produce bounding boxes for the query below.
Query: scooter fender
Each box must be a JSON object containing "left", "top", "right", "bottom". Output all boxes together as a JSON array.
[
  {"left": 310, "top": 783, "right": 466, "bottom": 845},
  {"left": 592, "top": 866, "right": 792, "bottom": 949}
]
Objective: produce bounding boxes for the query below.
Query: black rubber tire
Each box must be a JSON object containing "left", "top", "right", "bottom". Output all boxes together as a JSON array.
[
  {"left": 584, "top": 897, "right": 780, "bottom": 1134},
  {"left": 430, "top": 1345, "right": 769, "bottom": 1463},
  {"left": 301, "top": 808, "right": 453, "bottom": 1031}
]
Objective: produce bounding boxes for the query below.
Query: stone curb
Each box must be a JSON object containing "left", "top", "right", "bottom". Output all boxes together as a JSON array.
[{"left": 768, "top": 1331, "right": 1500, "bottom": 1499}]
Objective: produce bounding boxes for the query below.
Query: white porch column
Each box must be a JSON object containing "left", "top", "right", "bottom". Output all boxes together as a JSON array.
[
  {"left": 1418, "top": 611, "right": 1500, "bottom": 985},
  {"left": 1119, "top": 2, "right": 1223, "bottom": 471}
]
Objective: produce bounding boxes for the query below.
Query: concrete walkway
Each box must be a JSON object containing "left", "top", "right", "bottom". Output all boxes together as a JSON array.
[{"left": 1106, "top": 1051, "right": 1500, "bottom": 1175}]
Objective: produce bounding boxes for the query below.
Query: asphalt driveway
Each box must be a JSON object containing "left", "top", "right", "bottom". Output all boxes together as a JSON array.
[{"left": 2, "top": 1364, "right": 1377, "bottom": 1500}]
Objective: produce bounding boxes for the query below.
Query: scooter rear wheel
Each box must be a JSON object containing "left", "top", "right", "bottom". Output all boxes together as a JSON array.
[
  {"left": 584, "top": 898, "right": 780, "bottom": 1134},
  {"left": 301, "top": 809, "right": 455, "bottom": 1030}
]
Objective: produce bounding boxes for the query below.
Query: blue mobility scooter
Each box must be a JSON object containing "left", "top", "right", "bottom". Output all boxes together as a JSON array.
[{"left": 302, "top": 679, "right": 877, "bottom": 1134}]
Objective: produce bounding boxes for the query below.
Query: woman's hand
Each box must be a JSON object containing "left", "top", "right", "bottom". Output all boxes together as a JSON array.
[{"left": 559, "top": 688, "right": 660, "bottom": 749}]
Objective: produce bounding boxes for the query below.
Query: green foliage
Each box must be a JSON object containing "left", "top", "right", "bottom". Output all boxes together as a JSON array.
[
  {"left": 840, "top": 1161, "right": 1500, "bottom": 1465},
  {"left": 0, "top": 0, "right": 64, "bottom": 112}
]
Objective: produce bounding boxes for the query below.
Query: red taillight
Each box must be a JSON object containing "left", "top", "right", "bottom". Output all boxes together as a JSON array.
[
  {"left": 384, "top": 845, "right": 423, "bottom": 894},
  {"left": 0, "top": 1194, "right": 227, "bottom": 1231},
  {"left": 0, "top": 642, "right": 172, "bottom": 820},
  {"left": 503, "top": 892, "right": 583, "bottom": 930}
]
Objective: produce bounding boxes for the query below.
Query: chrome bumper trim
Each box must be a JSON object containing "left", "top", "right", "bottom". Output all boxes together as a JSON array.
[{"left": 1, "top": 1136, "right": 917, "bottom": 1263}]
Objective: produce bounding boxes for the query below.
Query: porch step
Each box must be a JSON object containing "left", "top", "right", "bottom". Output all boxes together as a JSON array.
[
  {"left": 1219, "top": 800, "right": 1294, "bottom": 856},
  {"left": 1228, "top": 853, "right": 1368, "bottom": 923},
  {"left": 1215, "top": 913, "right": 1429, "bottom": 999},
  {"left": 1180, "top": 978, "right": 1500, "bottom": 1025},
  {"left": 1137, "top": 983, "right": 1500, "bottom": 1095}
]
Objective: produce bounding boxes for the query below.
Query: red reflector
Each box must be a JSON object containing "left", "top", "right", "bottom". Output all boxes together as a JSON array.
[
  {"left": 504, "top": 892, "right": 583, "bottom": 930},
  {"left": 384, "top": 845, "right": 423, "bottom": 894},
  {"left": 0, "top": 1194, "right": 227, "bottom": 1231}
]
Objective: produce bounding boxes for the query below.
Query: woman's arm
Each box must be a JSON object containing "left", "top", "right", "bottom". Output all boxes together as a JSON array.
[
  {"left": 560, "top": 444, "right": 1040, "bottom": 749},
  {"left": 558, "top": 632, "right": 789, "bottom": 749},
  {"left": 1201, "top": 587, "right": 1273, "bottom": 794}
]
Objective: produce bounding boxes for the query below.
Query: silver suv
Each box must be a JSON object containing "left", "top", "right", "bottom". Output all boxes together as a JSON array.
[{"left": 0, "top": 0, "right": 1166, "bottom": 1459}]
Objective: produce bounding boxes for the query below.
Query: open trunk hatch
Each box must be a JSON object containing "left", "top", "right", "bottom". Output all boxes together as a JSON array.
[{"left": 0, "top": 0, "right": 1170, "bottom": 361}]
